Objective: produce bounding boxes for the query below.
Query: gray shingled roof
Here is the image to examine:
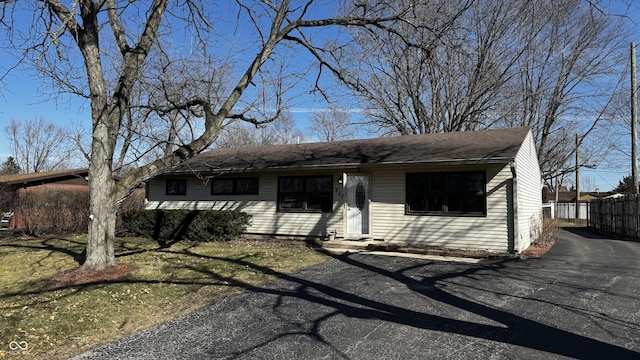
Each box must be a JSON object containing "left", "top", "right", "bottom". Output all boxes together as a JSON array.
[{"left": 167, "top": 127, "right": 532, "bottom": 175}]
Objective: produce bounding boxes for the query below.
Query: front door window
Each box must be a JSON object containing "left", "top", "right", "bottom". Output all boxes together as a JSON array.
[{"left": 346, "top": 174, "right": 370, "bottom": 238}]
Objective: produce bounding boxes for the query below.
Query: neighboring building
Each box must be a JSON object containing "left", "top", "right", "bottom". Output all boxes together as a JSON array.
[
  {"left": 542, "top": 188, "right": 622, "bottom": 220},
  {"left": 542, "top": 189, "right": 618, "bottom": 203},
  {"left": 146, "top": 127, "right": 542, "bottom": 254},
  {"left": 0, "top": 168, "right": 89, "bottom": 230}
]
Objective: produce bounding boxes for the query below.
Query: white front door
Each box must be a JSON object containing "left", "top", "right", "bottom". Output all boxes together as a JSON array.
[{"left": 346, "top": 174, "right": 370, "bottom": 238}]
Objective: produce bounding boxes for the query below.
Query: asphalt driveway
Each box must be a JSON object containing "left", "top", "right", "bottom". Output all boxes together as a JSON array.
[{"left": 73, "top": 228, "right": 640, "bottom": 359}]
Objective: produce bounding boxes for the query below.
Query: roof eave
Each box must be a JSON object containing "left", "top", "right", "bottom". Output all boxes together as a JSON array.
[
  {"left": 0, "top": 169, "right": 89, "bottom": 186},
  {"left": 165, "top": 157, "right": 515, "bottom": 175}
]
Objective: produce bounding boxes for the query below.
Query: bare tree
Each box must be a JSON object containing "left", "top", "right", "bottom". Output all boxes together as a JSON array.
[
  {"left": 269, "top": 112, "right": 305, "bottom": 145},
  {"left": 214, "top": 122, "right": 266, "bottom": 148},
  {"left": 580, "top": 176, "right": 598, "bottom": 193},
  {"left": 502, "top": 0, "right": 628, "bottom": 182},
  {"left": 324, "top": 0, "right": 629, "bottom": 184},
  {"left": 597, "top": 80, "right": 637, "bottom": 183},
  {"left": 308, "top": 107, "right": 355, "bottom": 142},
  {"left": 215, "top": 112, "right": 305, "bottom": 148},
  {"left": 323, "top": 0, "right": 515, "bottom": 134},
  {"left": 1, "top": 0, "right": 407, "bottom": 270},
  {"left": 5, "top": 118, "right": 78, "bottom": 173}
]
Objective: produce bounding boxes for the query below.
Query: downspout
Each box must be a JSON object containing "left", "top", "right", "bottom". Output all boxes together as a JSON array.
[{"left": 510, "top": 162, "right": 518, "bottom": 253}]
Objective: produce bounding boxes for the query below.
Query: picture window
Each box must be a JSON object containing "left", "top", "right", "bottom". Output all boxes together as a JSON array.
[
  {"left": 406, "top": 171, "right": 486, "bottom": 216},
  {"left": 211, "top": 177, "right": 259, "bottom": 195},
  {"left": 278, "top": 175, "right": 333, "bottom": 212}
]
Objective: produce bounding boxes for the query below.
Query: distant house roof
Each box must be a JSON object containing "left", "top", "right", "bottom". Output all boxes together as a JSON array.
[
  {"left": 167, "top": 127, "right": 532, "bottom": 175},
  {"left": 0, "top": 168, "right": 89, "bottom": 186}
]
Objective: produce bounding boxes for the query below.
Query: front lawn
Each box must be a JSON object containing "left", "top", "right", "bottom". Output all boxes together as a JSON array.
[{"left": 0, "top": 234, "right": 328, "bottom": 359}]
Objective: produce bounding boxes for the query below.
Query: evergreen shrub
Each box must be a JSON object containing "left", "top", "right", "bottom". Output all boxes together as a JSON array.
[{"left": 120, "top": 209, "right": 252, "bottom": 242}]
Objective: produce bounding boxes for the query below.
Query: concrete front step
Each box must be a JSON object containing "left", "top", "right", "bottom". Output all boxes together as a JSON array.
[{"left": 320, "top": 239, "right": 379, "bottom": 250}]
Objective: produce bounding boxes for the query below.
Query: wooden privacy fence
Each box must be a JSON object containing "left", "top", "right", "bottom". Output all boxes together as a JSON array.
[{"left": 589, "top": 195, "right": 640, "bottom": 240}]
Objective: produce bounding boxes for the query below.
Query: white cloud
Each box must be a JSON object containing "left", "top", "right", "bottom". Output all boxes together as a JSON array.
[{"left": 288, "top": 107, "right": 366, "bottom": 114}]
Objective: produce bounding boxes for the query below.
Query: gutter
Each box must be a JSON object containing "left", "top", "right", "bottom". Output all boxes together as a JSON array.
[{"left": 510, "top": 162, "right": 518, "bottom": 253}]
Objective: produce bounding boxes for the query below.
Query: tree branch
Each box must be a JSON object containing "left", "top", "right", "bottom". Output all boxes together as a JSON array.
[{"left": 105, "top": 0, "right": 129, "bottom": 53}]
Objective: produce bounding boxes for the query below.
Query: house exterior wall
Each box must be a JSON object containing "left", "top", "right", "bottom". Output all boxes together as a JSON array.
[
  {"left": 368, "top": 164, "right": 512, "bottom": 252},
  {"left": 512, "top": 130, "right": 543, "bottom": 252},
  {"left": 146, "top": 162, "right": 520, "bottom": 252},
  {"left": 146, "top": 171, "right": 346, "bottom": 238}
]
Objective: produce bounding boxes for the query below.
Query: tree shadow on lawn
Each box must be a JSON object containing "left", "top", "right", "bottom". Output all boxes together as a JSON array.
[
  {"left": 4, "top": 237, "right": 639, "bottom": 359},
  {"left": 0, "top": 236, "right": 163, "bottom": 296},
  {"left": 0, "top": 238, "right": 280, "bottom": 302},
  {"left": 109, "top": 247, "right": 638, "bottom": 360},
  {"left": 0, "top": 236, "right": 88, "bottom": 264}
]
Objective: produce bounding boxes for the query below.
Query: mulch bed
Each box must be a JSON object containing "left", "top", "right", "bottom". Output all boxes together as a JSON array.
[
  {"left": 521, "top": 241, "right": 555, "bottom": 258},
  {"left": 52, "top": 263, "right": 138, "bottom": 287}
]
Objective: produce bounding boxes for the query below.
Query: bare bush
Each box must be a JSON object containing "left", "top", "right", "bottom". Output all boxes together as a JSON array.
[
  {"left": 534, "top": 218, "right": 561, "bottom": 248},
  {"left": 16, "top": 187, "right": 90, "bottom": 236}
]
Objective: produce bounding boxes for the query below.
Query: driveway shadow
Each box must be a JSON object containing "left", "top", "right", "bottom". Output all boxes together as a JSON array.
[
  {"left": 324, "top": 255, "right": 638, "bottom": 359},
  {"left": 74, "top": 233, "right": 640, "bottom": 360},
  {"left": 197, "top": 251, "right": 640, "bottom": 359},
  {"left": 561, "top": 226, "right": 618, "bottom": 240}
]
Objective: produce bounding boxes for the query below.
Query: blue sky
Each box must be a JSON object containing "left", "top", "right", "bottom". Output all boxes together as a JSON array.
[{"left": 0, "top": 1, "right": 639, "bottom": 192}]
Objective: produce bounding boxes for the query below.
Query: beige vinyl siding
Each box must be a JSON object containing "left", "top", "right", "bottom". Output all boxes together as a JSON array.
[
  {"left": 146, "top": 172, "right": 344, "bottom": 238},
  {"left": 513, "top": 131, "right": 543, "bottom": 252},
  {"left": 370, "top": 164, "right": 512, "bottom": 252}
]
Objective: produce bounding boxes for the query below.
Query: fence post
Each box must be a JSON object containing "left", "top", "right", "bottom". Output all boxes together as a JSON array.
[{"left": 633, "top": 194, "right": 640, "bottom": 240}]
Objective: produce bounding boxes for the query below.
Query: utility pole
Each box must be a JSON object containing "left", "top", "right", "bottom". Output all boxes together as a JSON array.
[
  {"left": 632, "top": 42, "right": 639, "bottom": 194},
  {"left": 576, "top": 134, "right": 580, "bottom": 222}
]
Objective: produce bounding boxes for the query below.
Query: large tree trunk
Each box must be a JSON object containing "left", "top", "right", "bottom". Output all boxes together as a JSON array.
[
  {"left": 83, "top": 123, "right": 118, "bottom": 271},
  {"left": 72, "top": 1, "right": 116, "bottom": 271},
  {"left": 84, "top": 189, "right": 117, "bottom": 270}
]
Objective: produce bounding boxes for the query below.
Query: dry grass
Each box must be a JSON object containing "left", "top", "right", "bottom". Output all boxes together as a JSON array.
[{"left": 0, "top": 234, "right": 328, "bottom": 359}]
